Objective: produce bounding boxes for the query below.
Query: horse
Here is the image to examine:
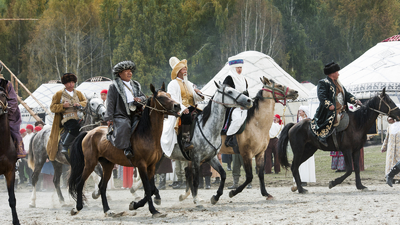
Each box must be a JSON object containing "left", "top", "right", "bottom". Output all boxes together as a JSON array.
[
  {"left": 0, "top": 87, "right": 20, "bottom": 225},
  {"left": 278, "top": 88, "right": 400, "bottom": 193},
  {"left": 68, "top": 83, "right": 181, "bottom": 217},
  {"left": 214, "top": 77, "right": 298, "bottom": 200},
  {"left": 26, "top": 94, "right": 106, "bottom": 208}
]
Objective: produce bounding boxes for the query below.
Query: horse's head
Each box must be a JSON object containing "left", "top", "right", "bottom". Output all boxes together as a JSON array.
[
  {"left": 150, "top": 82, "right": 181, "bottom": 117},
  {"left": 213, "top": 81, "right": 253, "bottom": 109},
  {"left": 86, "top": 96, "right": 106, "bottom": 121},
  {"left": 0, "top": 87, "right": 9, "bottom": 117},
  {"left": 260, "top": 76, "right": 298, "bottom": 105},
  {"left": 374, "top": 88, "right": 400, "bottom": 121}
]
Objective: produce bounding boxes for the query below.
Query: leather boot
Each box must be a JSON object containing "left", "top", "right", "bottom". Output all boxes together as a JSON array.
[
  {"left": 205, "top": 176, "right": 211, "bottom": 189},
  {"left": 228, "top": 176, "right": 239, "bottom": 189},
  {"left": 157, "top": 174, "right": 166, "bottom": 190},
  {"left": 182, "top": 125, "right": 194, "bottom": 151},
  {"left": 198, "top": 177, "right": 204, "bottom": 189},
  {"left": 386, "top": 161, "right": 400, "bottom": 187},
  {"left": 124, "top": 145, "right": 134, "bottom": 159},
  {"left": 61, "top": 133, "right": 76, "bottom": 158},
  {"left": 225, "top": 135, "right": 237, "bottom": 148}
]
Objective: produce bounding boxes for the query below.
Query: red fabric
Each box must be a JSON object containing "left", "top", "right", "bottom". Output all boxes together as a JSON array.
[
  {"left": 20, "top": 128, "right": 26, "bottom": 134},
  {"left": 274, "top": 114, "right": 282, "bottom": 125},
  {"left": 123, "top": 167, "right": 134, "bottom": 188},
  {"left": 26, "top": 124, "right": 33, "bottom": 130},
  {"left": 34, "top": 126, "right": 42, "bottom": 132},
  {"left": 100, "top": 89, "right": 108, "bottom": 94}
]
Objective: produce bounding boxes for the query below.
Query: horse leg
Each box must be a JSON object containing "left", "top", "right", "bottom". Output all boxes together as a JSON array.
[
  {"left": 329, "top": 150, "right": 353, "bottom": 189},
  {"left": 51, "top": 161, "right": 65, "bottom": 205},
  {"left": 71, "top": 162, "right": 97, "bottom": 215},
  {"left": 229, "top": 154, "right": 253, "bottom": 198},
  {"left": 209, "top": 156, "right": 226, "bottom": 205},
  {"left": 5, "top": 168, "right": 20, "bottom": 225},
  {"left": 352, "top": 150, "right": 367, "bottom": 190},
  {"left": 29, "top": 158, "right": 46, "bottom": 208},
  {"left": 178, "top": 163, "right": 192, "bottom": 202},
  {"left": 255, "top": 151, "right": 273, "bottom": 199},
  {"left": 153, "top": 157, "right": 164, "bottom": 205},
  {"left": 98, "top": 158, "right": 115, "bottom": 216},
  {"left": 292, "top": 144, "right": 317, "bottom": 194}
]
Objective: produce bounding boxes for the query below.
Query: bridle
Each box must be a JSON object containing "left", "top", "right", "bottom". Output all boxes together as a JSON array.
[
  {"left": 369, "top": 95, "right": 399, "bottom": 116},
  {"left": 136, "top": 91, "right": 177, "bottom": 115},
  {"left": 199, "top": 85, "right": 247, "bottom": 108},
  {"left": 261, "top": 80, "right": 290, "bottom": 106},
  {"left": 0, "top": 92, "right": 8, "bottom": 116},
  {"left": 87, "top": 100, "right": 106, "bottom": 119}
]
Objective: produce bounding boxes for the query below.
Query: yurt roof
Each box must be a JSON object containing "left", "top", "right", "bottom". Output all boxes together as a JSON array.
[{"left": 76, "top": 76, "right": 112, "bottom": 98}]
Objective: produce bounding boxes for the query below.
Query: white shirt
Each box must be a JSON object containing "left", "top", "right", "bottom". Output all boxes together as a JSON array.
[
  {"left": 122, "top": 80, "right": 135, "bottom": 103},
  {"left": 269, "top": 122, "right": 281, "bottom": 138},
  {"left": 66, "top": 89, "right": 74, "bottom": 97},
  {"left": 23, "top": 132, "right": 34, "bottom": 153}
]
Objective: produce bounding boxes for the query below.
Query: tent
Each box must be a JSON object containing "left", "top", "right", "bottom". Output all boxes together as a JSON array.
[
  {"left": 19, "top": 76, "right": 112, "bottom": 127},
  {"left": 200, "top": 51, "right": 310, "bottom": 123},
  {"left": 308, "top": 35, "right": 400, "bottom": 134}
]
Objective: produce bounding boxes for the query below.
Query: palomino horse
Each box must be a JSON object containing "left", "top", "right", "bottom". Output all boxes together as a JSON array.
[
  {"left": 0, "top": 87, "right": 20, "bottom": 225},
  {"left": 279, "top": 88, "right": 400, "bottom": 193},
  {"left": 217, "top": 77, "right": 298, "bottom": 200},
  {"left": 68, "top": 83, "right": 181, "bottom": 217},
  {"left": 27, "top": 95, "right": 106, "bottom": 208},
  {"left": 151, "top": 82, "right": 253, "bottom": 206}
]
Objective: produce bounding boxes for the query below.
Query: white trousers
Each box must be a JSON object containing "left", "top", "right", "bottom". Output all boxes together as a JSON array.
[{"left": 227, "top": 108, "right": 248, "bottom": 136}]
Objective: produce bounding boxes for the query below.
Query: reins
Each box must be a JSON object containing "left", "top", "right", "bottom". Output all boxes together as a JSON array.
[
  {"left": 0, "top": 99, "right": 8, "bottom": 113},
  {"left": 369, "top": 95, "right": 399, "bottom": 116}
]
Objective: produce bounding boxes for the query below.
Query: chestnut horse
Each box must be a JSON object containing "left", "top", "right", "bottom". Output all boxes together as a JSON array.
[
  {"left": 279, "top": 88, "right": 400, "bottom": 193},
  {"left": 68, "top": 83, "right": 180, "bottom": 217},
  {"left": 217, "top": 77, "right": 298, "bottom": 200},
  {"left": 0, "top": 87, "right": 20, "bottom": 225}
]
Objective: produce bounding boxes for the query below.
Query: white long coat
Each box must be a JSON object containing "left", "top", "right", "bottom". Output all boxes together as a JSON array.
[{"left": 161, "top": 79, "right": 203, "bottom": 157}]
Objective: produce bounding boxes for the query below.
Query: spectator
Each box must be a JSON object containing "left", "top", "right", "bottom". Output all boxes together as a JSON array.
[
  {"left": 211, "top": 154, "right": 222, "bottom": 185},
  {"left": 40, "top": 159, "right": 54, "bottom": 192},
  {"left": 264, "top": 114, "right": 281, "bottom": 174},
  {"left": 100, "top": 89, "right": 107, "bottom": 105},
  {"left": 155, "top": 157, "right": 173, "bottom": 190},
  {"left": 199, "top": 163, "right": 212, "bottom": 189},
  {"left": 20, "top": 128, "right": 26, "bottom": 138},
  {"left": 381, "top": 117, "right": 400, "bottom": 184},
  {"left": 18, "top": 125, "right": 34, "bottom": 185},
  {"left": 34, "top": 126, "right": 42, "bottom": 133}
]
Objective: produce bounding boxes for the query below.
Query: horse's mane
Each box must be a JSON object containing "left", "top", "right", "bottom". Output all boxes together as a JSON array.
[
  {"left": 351, "top": 95, "right": 378, "bottom": 129},
  {"left": 246, "top": 89, "right": 263, "bottom": 123},
  {"left": 136, "top": 95, "right": 153, "bottom": 137},
  {"left": 201, "top": 97, "right": 213, "bottom": 126}
]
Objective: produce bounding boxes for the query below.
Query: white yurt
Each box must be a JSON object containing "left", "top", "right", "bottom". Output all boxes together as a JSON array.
[
  {"left": 76, "top": 76, "right": 112, "bottom": 98},
  {"left": 200, "top": 51, "right": 310, "bottom": 123},
  {"left": 308, "top": 34, "right": 400, "bottom": 136}
]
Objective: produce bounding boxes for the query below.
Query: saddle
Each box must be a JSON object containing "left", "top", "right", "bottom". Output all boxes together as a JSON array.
[
  {"left": 176, "top": 109, "right": 201, "bottom": 160},
  {"left": 220, "top": 108, "right": 246, "bottom": 136}
]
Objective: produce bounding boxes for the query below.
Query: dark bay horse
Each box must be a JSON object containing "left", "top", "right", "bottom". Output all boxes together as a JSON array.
[
  {"left": 68, "top": 83, "right": 180, "bottom": 217},
  {"left": 27, "top": 95, "right": 106, "bottom": 208},
  {"left": 0, "top": 87, "right": 20, "bottom": 225},
  {"left": 279, "top": 88, "right": 400, "bottom": 193}
]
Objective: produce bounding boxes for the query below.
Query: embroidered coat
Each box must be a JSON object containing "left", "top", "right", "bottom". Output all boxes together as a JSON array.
[
  {"left": 310, "top": 77, "right": 356, "bottom": 139},
  {"left": 47, "top": 88, "right": 87, "bottom": 161},
  {"left": 382, "top": 124, "right": 400, "bottom": 179}
]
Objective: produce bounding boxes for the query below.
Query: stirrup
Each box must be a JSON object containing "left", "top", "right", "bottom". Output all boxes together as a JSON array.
[{"left": 184, "top": 142, "right": 194, "bottom": 151}]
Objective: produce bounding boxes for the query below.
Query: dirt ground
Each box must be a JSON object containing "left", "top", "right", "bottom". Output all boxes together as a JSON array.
[{"left": 1, "top": 179, "right": 400, "bottom": 225}]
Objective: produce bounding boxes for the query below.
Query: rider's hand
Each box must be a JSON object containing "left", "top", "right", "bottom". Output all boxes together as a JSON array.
[
  {"left": 329, "top": 105, "right": 335, "bottom": 111},
  {"left": 107, "top": 120, "right": 113, "bottom": 126},
  {"left": 183, "top": 108, "right": 189, "bottom": 114},
  {"left": 73, "top": 103, "right": 81, "bottom": 107},
  {"left": 63, "top": 101, "right": 70, "bottom": 108},
  {"left": 134, "top": 97, "right": 141, "bottom": 102},
  {"left": 355, "top": 100, "right": 362, "bottom": 106},
  {"left": 381, "top": 147, "right": 387, "bottom": 153}
]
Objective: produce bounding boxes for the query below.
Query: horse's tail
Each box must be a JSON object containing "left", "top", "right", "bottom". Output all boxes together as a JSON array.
[
  {"left": 278, "top": 123, "right": 295, "bottom": 169},
  {"left": 68, "top": 131, "right": 88, "bottom": 201},
  {"left": 27, "top": 133, "right": 38, "bottom": 170}
]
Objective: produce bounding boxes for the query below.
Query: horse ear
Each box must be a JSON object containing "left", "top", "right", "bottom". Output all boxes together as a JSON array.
[
  {"left": 150, "top": 84, "right": 156, "bottom": 95},
  {"left": 214, "top": 81, "right": 220, "bottom": 89},
  {"left": 381, "top": 87, "right": 386, "bottom": 97},
  {"left": 161, "top": 82, "right": 165, "bottom": 91},
  {"left": 262, "top": 76, "right": 270, "bottom": 85}
]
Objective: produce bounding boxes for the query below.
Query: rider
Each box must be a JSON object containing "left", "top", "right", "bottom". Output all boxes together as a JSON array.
[
  {"left": 310, "top": 62, "right": 361, "bottom": 147},
  {"left": 161, "top": 56, "right": 204, "bottom": 153},
  {"left": 0, "top": 63, "right": 26, "bottom": 158},
  {"left": 104, "top": 61, "right": 147, "bottom": 159},
  {"left": 47, "top": 73, "right": 87, "bottom": 161},
  {"left": 223, "top": 56, "right": 248, "bottom": 147}
]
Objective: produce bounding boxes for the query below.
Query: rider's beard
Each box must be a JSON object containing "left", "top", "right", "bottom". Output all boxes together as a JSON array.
[
  {"left": 182, "top": 73, "right": 194, "bottom": 93},
  {"left": 183, "top": 73, "right": 189, "bottom": 83}
]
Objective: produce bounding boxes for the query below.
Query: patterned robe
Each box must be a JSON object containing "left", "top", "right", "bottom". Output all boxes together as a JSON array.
[{"left": 382, "top": 123, "right": 400, "bottom": 179}]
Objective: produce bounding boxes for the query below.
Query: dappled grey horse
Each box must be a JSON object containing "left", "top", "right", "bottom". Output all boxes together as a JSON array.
[{"left": 27, "top": 95, "right": 106, "bottom": 208}]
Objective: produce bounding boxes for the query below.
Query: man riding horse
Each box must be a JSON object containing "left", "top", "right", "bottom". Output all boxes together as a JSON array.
[
  {"left": 310, "top": 62, "right": 362, "bottom": 147},
  {"left": 161, "top": 56, "right": 204, "bottom": 153},
  {"left": 0, "top": 63, "right": 26, "bottom": 158},
  {"left": 105, "top": 60, "right": 147, "bottom": 159},
  {"left": 47, "top": 73, "right": 87, "bottom": 161}
]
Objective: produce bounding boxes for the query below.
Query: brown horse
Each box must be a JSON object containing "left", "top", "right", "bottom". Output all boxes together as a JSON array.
[
  {"left": 217, "top": 77, "right": 298, "bottom": 200},
  {"left": 278, "top": 88, "right": 400, "bottom": 193},
  {"left": 68, "top": 83, "right": 180, "bottom": 217},
  {"left": 0, "top": 87, "right": 20, "bottom": 225}
]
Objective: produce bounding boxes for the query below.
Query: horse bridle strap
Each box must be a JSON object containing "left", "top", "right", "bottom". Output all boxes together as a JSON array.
[
  {"left": 261, "top": 81, "right": 289, "bottom": 106},
  {"left": 209, "top": 86, "right": 245, "bottom": 108},
  {"left": 0, "top": 99, "right": 8, "bottom": 114},
  {"left": 369, "top": 95, "right": 399, "bottom": 116}
]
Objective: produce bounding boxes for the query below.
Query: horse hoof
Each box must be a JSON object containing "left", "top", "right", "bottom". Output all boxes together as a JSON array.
[
  {"left": 266, "top": 194, "right": 274, "bottom": 200},
  {"left": 179, "top": 195, "right": 185, "bottom": 201},
  {"left": 105, "top": 210, "right": 125, "bottom": 218},
  {"left": 92, "top": 191, "right": 100, "bottom": 199},
  {"left": 152, "top": 212, "right": 167, "bottom": 218},
  {"left": 129, "top": 201, "right": 138, "bottom": 210},
  {"left": 229, "top": 190, "right": 234, "bottom": 198},
  {"left": 291, "top": 186, "right": 297, "bottom": 192},
  {"left": 130, "top": 187, "right": 135, "bottom": 194},
  {"left": 210, "top": 196, "right": 218, "bottom": 205},
  {"left": 360, "top": 187, "right": 369, "bottom": 191},
  {"left": 329, "top": 181, "right": 334, "bottom": 189},
  {"left": 29, "top": 203, "right": 36, "bottom": 208},
  {"left": 71, "top": 208, "right": 79, "bottom": 216},
  {"left": 154, "top": 198, "right": 161, "bottom": 205},
  {"left": 299, "top": 189, "right": 308, "bottom": 194}
]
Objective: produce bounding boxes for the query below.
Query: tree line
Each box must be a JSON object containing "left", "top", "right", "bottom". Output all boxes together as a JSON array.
[{"left": 1, "top": 0, "right": 399, "bottom": 97}]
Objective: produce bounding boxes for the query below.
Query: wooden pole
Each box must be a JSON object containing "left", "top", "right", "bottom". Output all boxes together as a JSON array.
[
  {"left": 17, "top": 95, "right": 43, "bottom": 122},
  {"left": 0, "top": 60, "right": 54, "bottom": 119}
]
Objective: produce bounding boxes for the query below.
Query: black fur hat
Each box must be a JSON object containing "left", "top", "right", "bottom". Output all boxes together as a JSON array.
[
  {"left": 61, "top": 73, "right": 77, "bottom": 84},
  {"left": 113, "top": 61, "right": 136, "bottom": 77},
  {"left": 324, "top": 62, "right": 340, "bottom": 75}
]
